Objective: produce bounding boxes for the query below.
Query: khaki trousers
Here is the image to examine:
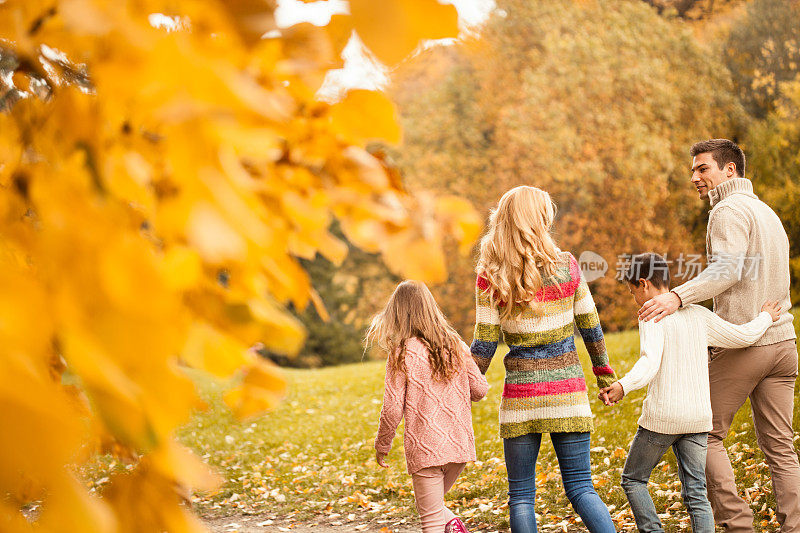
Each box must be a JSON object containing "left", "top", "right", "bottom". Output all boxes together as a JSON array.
[
  {"left": 707, "top": 339, "right": 800, "bottom": 532},
  {"left": 411, "top": 462, "right": 465, "bottom": 533}
]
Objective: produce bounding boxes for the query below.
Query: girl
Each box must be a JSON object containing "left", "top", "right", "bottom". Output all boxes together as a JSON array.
[
  {"left": 471, "top": 186, "right": 617, "bottom": 533},
  {"left": 370, "top": 280, "right": 489, "bottom": 533}
]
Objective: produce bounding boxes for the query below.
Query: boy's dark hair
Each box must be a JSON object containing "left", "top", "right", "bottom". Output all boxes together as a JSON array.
[
  {"left": 690, "top": 138, "right": 746, "bottom": 178},
  {"left": 623, "top": 253, "right": 670, "bottom": 289}
]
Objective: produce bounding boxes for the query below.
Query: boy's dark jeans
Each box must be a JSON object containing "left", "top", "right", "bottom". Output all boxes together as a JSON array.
[{"left": 621, "top": 426, "right": 714, "bottom": 533}]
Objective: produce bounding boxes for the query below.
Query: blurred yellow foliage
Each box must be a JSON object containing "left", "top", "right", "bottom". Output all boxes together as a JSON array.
[{"left": 0, "top": 0, "right": 477, "bottom": 530}]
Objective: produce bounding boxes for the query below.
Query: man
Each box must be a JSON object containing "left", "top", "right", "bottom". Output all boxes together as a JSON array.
[{"left": 639, "top": 138, "right": 799, "bottom": 532}]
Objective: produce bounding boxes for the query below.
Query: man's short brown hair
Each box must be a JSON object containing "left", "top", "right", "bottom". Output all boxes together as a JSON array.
[{"left": 690, "top": 138, "right": 746, "bottom": 178}]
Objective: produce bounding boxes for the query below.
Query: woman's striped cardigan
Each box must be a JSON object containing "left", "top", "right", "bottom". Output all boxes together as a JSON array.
[{"left": 471, "top": 251, "right": 617, "bottom": 438}]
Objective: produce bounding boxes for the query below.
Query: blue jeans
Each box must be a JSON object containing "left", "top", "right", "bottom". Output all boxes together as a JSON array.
[
  {"left": 621, "top": 427, "right": 714, "bottom": 533},
  {"left": 503, "top": 432, "right": 616, "bottom": 533}
]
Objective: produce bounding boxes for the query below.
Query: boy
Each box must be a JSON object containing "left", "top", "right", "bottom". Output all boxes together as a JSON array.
[{"left": 600, "top": 253, "right": 781, "bottom": 533}]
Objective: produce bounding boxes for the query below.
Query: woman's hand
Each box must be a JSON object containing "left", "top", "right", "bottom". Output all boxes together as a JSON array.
[
  {"left": 376, "top": 451, "right": 388, "bottom": 468},
  {"left": 761, "top": 300, "right": 782, "bottom": 322},
  {"left": 598, "top": 382, "right": 624, "bottom": 405}
]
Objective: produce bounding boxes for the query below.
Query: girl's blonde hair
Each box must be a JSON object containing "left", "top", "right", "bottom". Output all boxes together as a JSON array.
[
  {"left": 477, "top": 186, "right": 562, "bottom": 320},
  {"left": 365, "top": 280, "right": 464, "bottom": 382}
]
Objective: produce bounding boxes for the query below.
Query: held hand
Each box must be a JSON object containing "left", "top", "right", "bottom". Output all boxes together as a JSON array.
[
  {"left": 376, "top": 451, "right": 388, "bottom": 468},
  {"left": 638, "top": 292, "right": 681, "bottom": 322},
  {"left": 599, "top": 382, "right": 624, "bottom": 404},
  {"left": 761, "top": 300, "right": 782, "bottom": 322},
  {"left": 597, "top": 390, "right": 613, "bottom": 406}
]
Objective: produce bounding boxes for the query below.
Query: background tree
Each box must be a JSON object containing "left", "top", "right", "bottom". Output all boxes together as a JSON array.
[
  {"left": 747, "top": 78, "right": 800, "bottom": 303},
  {"left": 717, "top": 0, "right": 800, "bottom": 302},
  {"left": 725, "top": 0, "right": 800, "bottom": 118},
  {"left": 389, "top": 0, "right": 744, "bottom": 333}
]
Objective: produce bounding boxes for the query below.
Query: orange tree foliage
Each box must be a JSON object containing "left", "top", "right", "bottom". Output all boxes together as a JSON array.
[
  {"left": 724, "top": 0, "right": 800, "bottom": 119},
  {"left": 389, "top": 0, "right": 744, "bottom": 333},
  {"left": 0, "top": 1, "right": 479, "bottom": 531},
  {"left": 725, "top": 0, "right": 800, "bottom": 305},
  {"left": 748, "top": 77, "right": 800, "bottom": 304}
]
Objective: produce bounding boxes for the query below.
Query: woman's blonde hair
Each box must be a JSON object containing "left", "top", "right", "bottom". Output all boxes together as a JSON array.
[
  {"left": 477, "top": 186, "right": 562, "bottom": 319},
  {"left": 365, "top": 280, "right": 464, "bottom": 382}
]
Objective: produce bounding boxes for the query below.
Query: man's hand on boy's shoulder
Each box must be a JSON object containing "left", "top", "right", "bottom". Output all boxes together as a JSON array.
[
  {"left": 638, "top": 291, "right": 681, "bottom": 322},
  {"left": 598, "top": 382, "right": 624, "bottom": 405}
]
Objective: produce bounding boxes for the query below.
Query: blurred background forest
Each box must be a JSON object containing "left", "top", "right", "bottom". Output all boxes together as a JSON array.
[{"left": 286, "top": 0, "right": 800, "bottom": 368}]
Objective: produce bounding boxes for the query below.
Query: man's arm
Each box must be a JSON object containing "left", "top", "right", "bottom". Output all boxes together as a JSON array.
[{"left": 640, "top": 206, "right": 750, "bottom": 322}]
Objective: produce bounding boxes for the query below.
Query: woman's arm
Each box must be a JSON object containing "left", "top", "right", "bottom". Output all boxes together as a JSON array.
[
  {"left": 374, "top": 356, "right": 406, "bottom": 454},
  {"left": 573, "top": 264, "right": 617, "bottom": 389},
  {"left": 470, "top": 275, "right": 501, "bottom": 375},
  {"left": 617, "top": 320, "right": 665, "bottom": 394}
]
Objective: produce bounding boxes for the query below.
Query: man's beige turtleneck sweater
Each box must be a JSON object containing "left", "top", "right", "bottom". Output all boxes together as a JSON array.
[{"left": 672, "top": 177, "right": 796, "bottom": 346}]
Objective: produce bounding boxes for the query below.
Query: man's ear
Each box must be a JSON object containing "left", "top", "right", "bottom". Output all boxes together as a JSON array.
[
  {"left": 638, "top": 278, "right": 649, "bottom": 290},
  {"left": 726, "top": 162, "right": 737, "bottom": 178}
]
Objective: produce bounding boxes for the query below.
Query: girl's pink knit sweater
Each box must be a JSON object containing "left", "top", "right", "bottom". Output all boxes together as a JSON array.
[{"left": 374, "top": 337, "right": 489, "bottom": 474}]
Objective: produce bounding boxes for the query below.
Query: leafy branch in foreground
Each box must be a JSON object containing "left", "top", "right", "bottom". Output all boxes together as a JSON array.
[{"left": 0, "top": 1, "right": 479, "bottom": 531}]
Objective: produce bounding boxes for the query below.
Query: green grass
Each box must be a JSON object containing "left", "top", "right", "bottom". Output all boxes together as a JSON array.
[{"left": 173, "top": 312, "right": 800, "bottom": 532}]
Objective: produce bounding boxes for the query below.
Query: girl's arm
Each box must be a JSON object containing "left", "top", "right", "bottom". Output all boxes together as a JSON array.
[
  {"left": 374, "top": 356, "right": 406, "bottom": 455},
  {"left": 616, "top": 320, "right": 665, "bottom": 394},
  {"left": 697, "top": 305, "right": 773, "bottom": 349},
  {"left": 572, "top": 263, "right": 617, "bottom": 389},
  {"left": 470, "top": 275, "right": 501, "bottom": 375},
  {"left": 461, "top": 340, "right": 489, "bottom": 401}
]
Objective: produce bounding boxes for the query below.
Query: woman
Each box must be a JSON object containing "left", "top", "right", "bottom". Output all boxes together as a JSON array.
[{"left": 471, "top": 186, "right": 617, "bottom": 533}]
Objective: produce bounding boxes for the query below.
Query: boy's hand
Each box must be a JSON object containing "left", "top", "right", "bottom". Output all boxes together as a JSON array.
[
  {"left": 599, "top": 382, "right": 624, "bottom": 405},
  {"left": 761, "top": 301, "right": 782, "bottom": 322},
  {"left": 376, "top": 451, "right": 388, "bottom": 468}
]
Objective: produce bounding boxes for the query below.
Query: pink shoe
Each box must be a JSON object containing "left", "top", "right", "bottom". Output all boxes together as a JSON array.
[{"left": 445, "top": 517, "right": 469, "bottom": 533}]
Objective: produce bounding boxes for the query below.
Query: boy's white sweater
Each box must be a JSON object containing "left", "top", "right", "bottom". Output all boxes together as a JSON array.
[{"left": 618, "top": 304, "right": 772, "bottom": 434}]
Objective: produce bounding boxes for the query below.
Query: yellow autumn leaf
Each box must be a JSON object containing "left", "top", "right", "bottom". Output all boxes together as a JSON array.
[
  {"left": 161, "top": 246, "right": 203, "bottom": 291},
  {"left": 435, "top": 195, "right": 483, "bottom": 254},
  {"left": 149, "top": 441, "right": 223, "bottom": 493},
  {"left": 330, "top": 89, "right": 402, "bottom": 144},
  {"left": 35, "top": 476, "right": 115, "bottom": 533},
  {"left": 181, "top": 322, "right": 252, "bottom": 377},
  {"left": 218, "top": 0, "right": 279, "bottom": 47},
  {"left": 186, "top": 203, "right": 248, "bottom": 263},
  {"left": 349, "top": 0, "right": 460, "bottom": 66},
  {"left": 279, "top": 22, "right": 344, "bottom": 90},
  {"left": 103, "top": 463, "right": 207, "bottom": 533},
  {"left": 383, "top": 230, "right": 448, "bottom": 283},
  {"left": 326, "top": 14, "right": 355, "bottom": 59},
  {"left": 224, "top": 361, "right": 286, "bottom": 419},
  {"left": 247, "top": 296, "right": 307, "bottom": 354}
]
